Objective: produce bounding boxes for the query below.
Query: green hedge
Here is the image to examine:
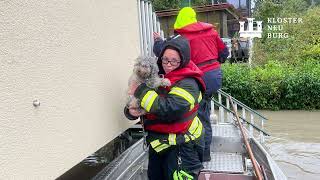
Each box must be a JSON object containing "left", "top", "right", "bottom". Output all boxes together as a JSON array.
[{"left": 221, "top": 61, "right": 320, "bottom": 110}]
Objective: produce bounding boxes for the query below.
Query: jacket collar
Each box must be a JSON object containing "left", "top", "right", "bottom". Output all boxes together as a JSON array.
[{"left": 175, "top": 22, "right": 214, "bottom": 33}]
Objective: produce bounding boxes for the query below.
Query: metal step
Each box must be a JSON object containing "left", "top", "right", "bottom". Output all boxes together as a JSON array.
[
  {"left": 202, "top": 152, "right": 244, "bottom": 174},
  {"left": 211, "top": 124, "right": 246, "bottom": 153},
  {"left": 212, "top": 124, "right": 240, "bottom": 138}
]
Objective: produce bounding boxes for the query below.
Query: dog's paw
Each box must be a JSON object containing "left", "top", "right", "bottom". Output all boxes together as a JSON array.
[{"left": 161, "top": 78, "right": 171, "bottom": 87}]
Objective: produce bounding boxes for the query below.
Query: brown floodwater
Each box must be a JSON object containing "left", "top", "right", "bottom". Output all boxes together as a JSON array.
[{"left": 259, "top": 110, "right": 320, "bottom": 180}]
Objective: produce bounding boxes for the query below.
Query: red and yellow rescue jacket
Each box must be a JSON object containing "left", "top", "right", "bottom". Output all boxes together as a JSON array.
[
  {"left": 132, "top": 61, "right": 205, "bottom": 152},
  {"left": 134, "top": 61, "right": 205, "bottom": 134}
]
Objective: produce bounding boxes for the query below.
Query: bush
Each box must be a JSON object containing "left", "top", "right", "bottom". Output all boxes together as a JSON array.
[
  {"left": 231, "top": 0, "right": 320, "bottom": 110},
  {"left": 252, "top": 2, "right": 320, "bottom": 65},
  {"left": 221, "top": 61, "right": 320, "bottom": 110},
  {"left": 151, "top": 0, "right": 181, "bottom": 11}
]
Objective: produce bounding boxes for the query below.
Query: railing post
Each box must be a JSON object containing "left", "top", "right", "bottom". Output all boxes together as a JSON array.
[
  {"left": 250, "top": 113, "right": 254, "bottom": 137},
  {"left": 242, "top": 107, "right": 246, "bottom": 125},
  {"left": 147, "top": 2, "right": 154, "bottom": 55},
  {"left": 137, "top": 0, "right": 143, "bottom": 56},
  {"left": 141, "top": 1, "right": 147, "bottom": 56},
  {"left": 221, "top": 96, "right": 225, "bottom": 123},
  {"left": 156, "top": 21, "right": 161, "bottom": 34},
  {"left": 218, "top": 92, "right": 223, "bottom": 123},
  {"left": 234, "top": 102, "right": 238, "bottom": 125},
  {"left": 226, "top": 97, "right": 230, "bottom": 122},
  {"left": 144, "top": 3, "right": 150, "bottom": 56},
  {"left": 260, "top": 118, "right": 265, "bottom": 143},
  {"left": 152, "top": 12, "right": 157, "bottom": 35},
  {"left": 210, "top": 100, "right": 215, "bottom": 123}
]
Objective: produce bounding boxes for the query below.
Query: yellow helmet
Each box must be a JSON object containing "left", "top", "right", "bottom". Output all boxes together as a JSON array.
[{"left": 174, "top": 7, "right": 197, "bottom": 30}]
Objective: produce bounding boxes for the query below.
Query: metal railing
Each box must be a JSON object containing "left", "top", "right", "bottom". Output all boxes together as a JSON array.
[
  {"left": 211, "top": 89, "right": 270, "bottom": 143},
  {"left": 137, "top": 0, "right": 164, "bottom": 56}
]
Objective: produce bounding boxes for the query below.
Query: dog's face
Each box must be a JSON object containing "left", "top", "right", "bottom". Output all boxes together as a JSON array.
[
  {"left": 133, "top": 62, "right": 152, "bottom": 79},
  {"left": 133, "top": 58, "right": 153, "bottom": 79}
]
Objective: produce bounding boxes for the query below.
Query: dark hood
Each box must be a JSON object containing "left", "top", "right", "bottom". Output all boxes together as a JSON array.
[{"left": 157, "top": 35, "right": 191, "bottom": 74}]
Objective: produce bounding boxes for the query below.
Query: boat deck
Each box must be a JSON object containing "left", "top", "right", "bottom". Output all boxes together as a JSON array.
[
  {"left": 199, "top": 123, "right": 255, "bottom": 180},
  {"left": 93, "top": 122, "right": 286, "bottom": 180},
  {"left": 203, "top": 152, "right": 244, "bottom": 173},
  {"left": 198, "top": 172, "right": 254, "bottom": 180}
]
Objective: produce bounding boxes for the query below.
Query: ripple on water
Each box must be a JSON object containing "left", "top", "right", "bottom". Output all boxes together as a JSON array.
[{"left": 265, "top": 136, "right": 320, "bottom": 180}]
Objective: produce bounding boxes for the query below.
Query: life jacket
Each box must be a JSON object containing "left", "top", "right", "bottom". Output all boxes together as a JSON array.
[
  {"left": 148, "top": 116, "right": 203, "bottom": 153},
  {"left": 175, "top": 22, "right": 226, "bottom": 72}
]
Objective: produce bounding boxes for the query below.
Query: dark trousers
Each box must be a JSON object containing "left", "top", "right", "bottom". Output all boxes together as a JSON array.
[
  {"left": 147, "top": 134, "right": 204, "bottom": 180},
  {"left": 197, "top": 68, "right": 222, "bottom": 161}
]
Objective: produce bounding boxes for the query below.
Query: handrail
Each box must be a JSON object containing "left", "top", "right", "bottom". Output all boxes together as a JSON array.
[
  {"left": 213, "top": 89, "right": 269, "bottom": 143},
  {"left": 218, "top": 89, "right": 268, "bottom": 121},
  {"left": 212, "top": 98, "right": 270, "bottom": 136},
  {"left": 229, "top": 96, "right": 263, "bottom": 180}
]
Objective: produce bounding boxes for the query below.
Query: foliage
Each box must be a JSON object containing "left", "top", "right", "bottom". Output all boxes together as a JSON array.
[
  {"left": 150, "top": 0, "right": 181, "bottom": 11},
  {"left": 149, "top": 0, "right": 320, "bottom": 110},
  {"left": 252, "top": 0, "right": 320, "bottom": 65},
  {"left": 221, "top": 61, "right": 320, "bottom": 110},
  {"left": 151, "top": 0, "right": 226, "bottom": 11}
]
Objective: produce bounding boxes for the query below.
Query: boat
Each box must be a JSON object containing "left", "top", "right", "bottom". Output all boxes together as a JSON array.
[{"left": 92, "top": 90, "right": 287, "bottom": 180}]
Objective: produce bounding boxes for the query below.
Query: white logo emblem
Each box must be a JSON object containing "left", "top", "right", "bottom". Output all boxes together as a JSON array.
[{"left": 239, "top": 18, "right": 262, "bottom": 38}]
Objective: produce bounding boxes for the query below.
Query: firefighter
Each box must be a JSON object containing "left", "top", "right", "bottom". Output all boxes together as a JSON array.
[
  {"left": 125, "top": 36, "right": 205, "bottom": 180},
  {"left": 153, "top": 7, "right": 229, "bottom": 161}
]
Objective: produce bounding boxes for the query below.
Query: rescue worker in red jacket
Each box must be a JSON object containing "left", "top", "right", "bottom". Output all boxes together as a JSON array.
[
  {"left": 125, "top": 36, "right": 205, "bottom": 180},
  {"left": 153, "top": 7, "right": 229, "bottom": 161}
]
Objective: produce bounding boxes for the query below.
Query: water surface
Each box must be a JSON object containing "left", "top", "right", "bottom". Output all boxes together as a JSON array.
[{"left": 260, "top": 110, "right": 320, "bottom": 180}]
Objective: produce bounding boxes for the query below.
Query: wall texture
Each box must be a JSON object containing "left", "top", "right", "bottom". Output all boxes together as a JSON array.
[{"left": 0, "top": 0, "right": 140, "bottom": 178}]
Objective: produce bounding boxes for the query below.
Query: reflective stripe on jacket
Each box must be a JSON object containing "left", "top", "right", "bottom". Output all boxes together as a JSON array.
[
  {"left": 141, "top": 86, "right": 202, "bottom": 113},
  {"left": 149, "top": 116, "right": 203, "bottom": 153}
]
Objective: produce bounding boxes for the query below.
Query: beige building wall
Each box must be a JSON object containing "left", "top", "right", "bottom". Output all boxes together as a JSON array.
[{"left": 0, "top": 0, "right": 140, "bottom": 179}]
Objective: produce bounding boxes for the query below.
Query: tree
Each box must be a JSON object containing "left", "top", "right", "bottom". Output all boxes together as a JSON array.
[
  {"left": 252, "top": 0, "right": 320, "bottom": 65},
  {"left": 151, "top": 0, "right": 181, "bottom": 11},
  {"left": 151, "top": 0, "right": 227, "bottom": 11}
]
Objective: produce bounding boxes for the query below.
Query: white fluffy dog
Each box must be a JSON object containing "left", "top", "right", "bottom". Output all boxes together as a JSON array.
[{"left": 127, "top": 56, "right": 171, "bottom": 113}]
